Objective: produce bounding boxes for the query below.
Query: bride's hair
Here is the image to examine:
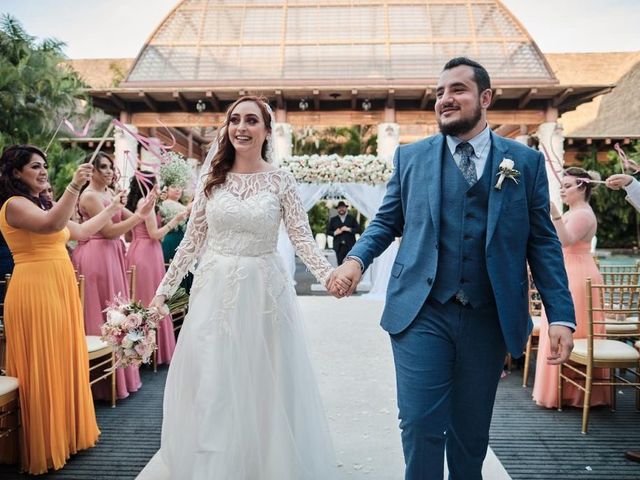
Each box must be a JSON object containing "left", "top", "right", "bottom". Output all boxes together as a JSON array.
[
  {"left": 564, "top": 166, "right": 601, "bottom": 201},
  {"left": 203, "top": 95, "right": 273, "bottom": 197}
]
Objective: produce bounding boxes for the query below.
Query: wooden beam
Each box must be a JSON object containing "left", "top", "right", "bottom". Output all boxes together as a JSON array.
[
  {"left": 386, "top": 89, "right": 395, "bottom": 109},
  {"left": 138, "top": 92, "right": 159, "bottom": 112},
  {"left": 205, "top": 91, "right": 220, "bottom": 111},
  {"left": 274, "top": 90, "right": 284, "bottom": 110},
  {"left": 493, "top": 124, "right": 519, "bottom": 137},
  {"left": 106, "top": 91, "right": 126, "bottom": 111},
  {"left": 172, "top": 92, "right": 190, "bottom": 112},
  {"left": 350, "top": 89, "right": 358, "bottom": 110},
  {"left": 489, "top": 88, "right": 502, "bottom": 108},
  {"left": 518, "top": 88, "right": 537, "bottom": 109},
  {"left": 420, "top": 88, "right": 432, "bottom": 109},
  {"left": 552, "top": 87, "right": 574, "bottom": 107},
  {"left": 313, "top": 89, "right": 320, "bottom": 110}
]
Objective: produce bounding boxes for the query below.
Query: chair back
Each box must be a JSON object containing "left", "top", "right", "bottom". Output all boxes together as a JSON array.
[
  {"left": 127, "top": 265, "right": 137, "bottom": 300},
  {"left": 598, "top": 260, "right": 640, "bottom": 274},
  {"left": 600, "top": 271, "right": 640, "bottom": 286},
  {"left": 587, "top": 278, "right": 640, "bottom": 345}
]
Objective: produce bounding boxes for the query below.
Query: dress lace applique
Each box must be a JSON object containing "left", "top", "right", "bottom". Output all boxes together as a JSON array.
[{"left": 156, "top": 169, "right": 333, "bottom": 299}]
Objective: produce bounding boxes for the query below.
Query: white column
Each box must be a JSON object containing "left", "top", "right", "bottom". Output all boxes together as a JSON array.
[
  {"left": 114, "top": 124, "right": 139, "bottom": 190},
  {"left": 377, "top": 122, "right": 400, "bottom": 164},
  {"left": 272, "top": 122, "right": 292, "bottom": 167},
  {"left": 537, "top": 120, "right": 565, "bottom": 211}
]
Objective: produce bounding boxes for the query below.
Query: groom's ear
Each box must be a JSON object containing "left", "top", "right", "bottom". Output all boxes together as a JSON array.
[{"left": 480, "top": 89, "right": 492, "bottom": 109}]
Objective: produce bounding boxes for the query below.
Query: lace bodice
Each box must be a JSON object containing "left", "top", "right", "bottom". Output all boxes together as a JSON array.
[{"left": 156, "top": 169, "right": 333, "bottom": 298}]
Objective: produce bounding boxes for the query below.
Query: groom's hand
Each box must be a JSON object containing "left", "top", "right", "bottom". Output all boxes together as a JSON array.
[
  {"left": 546, "top": 324, "right": 574, "bottom": 365},
  {"left": 328, "top": 259, "right": 362, "bottom": 297}
]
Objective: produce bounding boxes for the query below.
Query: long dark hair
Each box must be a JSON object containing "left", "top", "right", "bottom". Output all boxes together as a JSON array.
[
  {"left": 203, "top": 95, "right": 272, "bottom": 197},
  {"left": 126, "top": 173, "right": 157, "bottom": 213},
  {"left": 80, "top": 151, "right": 117, "bottom": 194},
  {"left": 0, "top": 144, "right": 51, "bottom": 210}
]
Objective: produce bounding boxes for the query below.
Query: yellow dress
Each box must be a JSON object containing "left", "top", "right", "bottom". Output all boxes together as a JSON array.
[{"left": 0, "top": 197, "right": 99, "bottom": 475}]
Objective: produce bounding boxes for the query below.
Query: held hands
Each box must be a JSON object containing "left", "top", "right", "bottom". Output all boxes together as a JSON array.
[
  {"left": 605, "top": 174, "right": 634, "bottom": 190},
  {"left": 546, "top": 324, "right": 574, "bottom": 365},
  {"left": 326, "top": 259, "right": 362, "bottom": 298}
]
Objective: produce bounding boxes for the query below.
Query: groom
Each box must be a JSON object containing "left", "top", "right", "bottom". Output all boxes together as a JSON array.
[{"left": 329, "top": 57, "right": 575, "bottom": 479}]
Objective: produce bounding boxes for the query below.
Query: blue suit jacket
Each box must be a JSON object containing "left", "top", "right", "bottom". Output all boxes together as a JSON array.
[{"left": 349, "top": 132, "right": 575, "bottom": 355}]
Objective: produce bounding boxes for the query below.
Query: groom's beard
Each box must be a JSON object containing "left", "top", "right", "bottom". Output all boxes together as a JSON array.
[{"left": 437, "top": 102, "right": 483, "bottom": 137}]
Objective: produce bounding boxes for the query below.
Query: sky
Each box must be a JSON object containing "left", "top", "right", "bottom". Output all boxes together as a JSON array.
[{"left": 1, "top": 0, "right": 639, "bottom": 59}]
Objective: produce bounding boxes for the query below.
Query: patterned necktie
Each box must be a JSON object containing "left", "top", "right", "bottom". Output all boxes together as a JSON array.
[{"left": 456, "top": 142, "right": 477, "bottom": 186}]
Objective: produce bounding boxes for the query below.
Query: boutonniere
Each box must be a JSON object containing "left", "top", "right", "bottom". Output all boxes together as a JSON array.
[{"left": 495, "top": 158, "right": 520, "bottom": 190}]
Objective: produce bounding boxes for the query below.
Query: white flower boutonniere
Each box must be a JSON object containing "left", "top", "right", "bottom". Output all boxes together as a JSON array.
[{"left": 495, "top": 158, "right": 520, "bottom": 190}]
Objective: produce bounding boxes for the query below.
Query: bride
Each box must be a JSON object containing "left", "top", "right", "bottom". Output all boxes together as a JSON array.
[{"left": 137, "top": 96, "right": 349, "bottom": 479}]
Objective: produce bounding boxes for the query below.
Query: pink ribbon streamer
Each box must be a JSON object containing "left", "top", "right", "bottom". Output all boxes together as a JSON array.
[
  {"left": 614, "top": 143, "right": 640, "bottom": 173},
  {"left": 63, "top": 119, "right": 92, "bottom": 137},
  {"left": 540, "top": 143, "right": 564, "bottom": 186}
]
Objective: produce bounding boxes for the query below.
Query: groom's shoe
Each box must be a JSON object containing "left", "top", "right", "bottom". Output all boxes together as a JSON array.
[{"left": 625, "top": 450, "right": 640, "bottom": 463}]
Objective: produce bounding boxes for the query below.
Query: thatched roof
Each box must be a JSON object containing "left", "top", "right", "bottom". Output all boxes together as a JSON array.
[
  {"left": 546, "top": 52, "right": 640, "bottom": 137},
  {"left": 65, "top": 58, "right": 134, "bottom": 89}
]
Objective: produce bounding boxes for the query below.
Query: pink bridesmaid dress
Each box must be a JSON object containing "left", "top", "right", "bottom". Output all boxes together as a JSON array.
[
  {"left": 72, "top": 204, "right": 142, "bottom": 400},
  {"left": 533, "top": 240, "right": 611, "bottom": 408},
  {"left": 126, "top": 216, "right": 176, "bottom": 365}
]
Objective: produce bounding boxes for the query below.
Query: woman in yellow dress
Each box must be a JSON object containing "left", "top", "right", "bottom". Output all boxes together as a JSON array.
[{"left": 0, "top": 145, "right": 153, "bottom": 474}]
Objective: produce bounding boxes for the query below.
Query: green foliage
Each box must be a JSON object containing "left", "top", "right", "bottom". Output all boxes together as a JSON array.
[
  {"left": 307, "top": 202, "right": 329, "bottom": 237},
  {"left": 0, "top": 14, "right": 89, "bottom": 197},
  {"left": 579, "top": 141, "right": 640, "bottom": 248}
]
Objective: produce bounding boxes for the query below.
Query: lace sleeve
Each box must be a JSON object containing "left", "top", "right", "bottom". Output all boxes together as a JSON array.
[
  {"left": 281, "top": 172, "right": 334, "bottom": 285},
  {"left": 156, "top": 193, "right": 208, "bottom": 298}
]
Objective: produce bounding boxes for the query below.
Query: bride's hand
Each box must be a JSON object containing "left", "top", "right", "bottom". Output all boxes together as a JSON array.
[{"left": 149, "top": 295, "right": 169, "bottom": 315}]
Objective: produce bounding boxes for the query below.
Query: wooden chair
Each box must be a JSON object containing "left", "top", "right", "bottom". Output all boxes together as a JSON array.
[
  {"left": 558, "top": 278, "right": 640, "bottom": 434},
  {"left": 126, "top": 265, "right": 137, "bottom": 301},
  {"left": 598, "top": 260, "right": 640, "bottom": 274},
  {"left": 0, "top": 375, "right": 19, "bottom": 465},
  {"left": 522, "top": 276, "right": 542, "bottom": 387},
  {"left": 600, "top": 272, "right": 640, "bottom": 337},
  {"left": 78, "top": 275, "right": 116, "bottom": 408}
]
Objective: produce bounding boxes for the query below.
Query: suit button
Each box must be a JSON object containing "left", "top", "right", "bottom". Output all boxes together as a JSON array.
[
  {"left": 427, "top": 277, "right": 433, "bottom": 285},
  {"left": 467, "top": 192, "right": 475, "bottom": 198},
  {"left": 461, "top": 278, "right": 467, "bottom": 284},
  {"left": 463, "top": 234, "right": 471, "bottom": 240},
  {"left": 465, "top": 213, "right": 474, "bottom": 219}
]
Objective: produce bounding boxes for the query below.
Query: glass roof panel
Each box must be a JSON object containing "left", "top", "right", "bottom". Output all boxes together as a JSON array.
[{"left": 126, "top": 0, "right": 555, "bottom": 83}]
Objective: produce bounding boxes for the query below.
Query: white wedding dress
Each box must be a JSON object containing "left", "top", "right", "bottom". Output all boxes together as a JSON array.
[{"left": 137, "top": 170, "right": 337, "bottom": 479}]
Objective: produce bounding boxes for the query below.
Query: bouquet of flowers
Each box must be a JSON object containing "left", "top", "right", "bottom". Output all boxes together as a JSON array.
[
  {"left": 159, "top": 151, "right": 193, "bottom": 189},
  {"left": 100, "top": 296, "right": 160, "bottom": 368},
  {"left": 158, "top": 199, "right": 188, "bottom": 230}
]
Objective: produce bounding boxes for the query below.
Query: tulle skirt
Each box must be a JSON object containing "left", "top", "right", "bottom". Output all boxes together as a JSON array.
[{"left": 137, "top": 252, "right": 337, "bottom": 479}]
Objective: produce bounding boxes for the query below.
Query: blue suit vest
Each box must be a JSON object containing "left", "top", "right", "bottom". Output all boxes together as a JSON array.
[{"left": 429, "top": 145, "right": 494, "bottom": 307}]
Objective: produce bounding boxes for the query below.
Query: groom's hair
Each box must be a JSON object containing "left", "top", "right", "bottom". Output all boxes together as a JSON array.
[{"left": 443, "top": 57, "right": 491, "bottom": 93}]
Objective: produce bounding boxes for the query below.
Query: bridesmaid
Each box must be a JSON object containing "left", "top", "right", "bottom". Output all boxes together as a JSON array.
[
  {"left": 160, "top": 183, "right": 192, "bottom": 292},
  {"left": 72, "top": 152, "right": 156, "bottom": 400},
  {"left": 0, "top": 144, "right": 124, "bottom": 474},
  {"left": 125, "top": 175, "right": 188, "bottom": 365},
  {"left": 533, "top": 167, "right": 610, "bottom": 408}
]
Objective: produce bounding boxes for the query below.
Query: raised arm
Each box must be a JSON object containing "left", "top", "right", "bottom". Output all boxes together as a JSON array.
[
  {"left": 79, "top": 190, "right": 153, "bottom": 239},
  {"left": 154, "top": 190, "right": 209, "bottom": 300},
  {"left": 66, "top": 191, "right": 127, "bottom": 241},
  {"left": 281, "top": 173, "right": 333, "bottom": 285}
]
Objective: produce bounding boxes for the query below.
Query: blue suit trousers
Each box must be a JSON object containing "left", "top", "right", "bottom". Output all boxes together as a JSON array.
[{"left": 390, "top": 297, "right": 507, "bottom": 480}]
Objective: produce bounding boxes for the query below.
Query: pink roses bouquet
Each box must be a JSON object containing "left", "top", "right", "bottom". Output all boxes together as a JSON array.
[{"left": 101, "top": 295, "right": 160, "bottom": 368}]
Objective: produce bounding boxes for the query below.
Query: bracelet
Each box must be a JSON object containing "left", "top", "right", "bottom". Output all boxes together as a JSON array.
[
  {"left": 552, "top": 216, "right": 562, "bottom": 221},
  {"left": 65, "top": 184, "right": 80, "bottom": 196}
]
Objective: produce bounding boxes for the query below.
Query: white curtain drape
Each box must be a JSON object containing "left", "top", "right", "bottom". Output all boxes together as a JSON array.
[{"left": 277, "top": 182, "right": 397, "bottom": 301}]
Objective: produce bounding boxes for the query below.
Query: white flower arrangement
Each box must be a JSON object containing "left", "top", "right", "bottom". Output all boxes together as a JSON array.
[
  {"left": 280, "top": 154, "right": 392, "bottom": 185},
  {"left": 159, "top": 151, "right": 193, "bottom": 189},
  {"left": 158, "top": 199, "right": 188, "bottom": 231}
]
